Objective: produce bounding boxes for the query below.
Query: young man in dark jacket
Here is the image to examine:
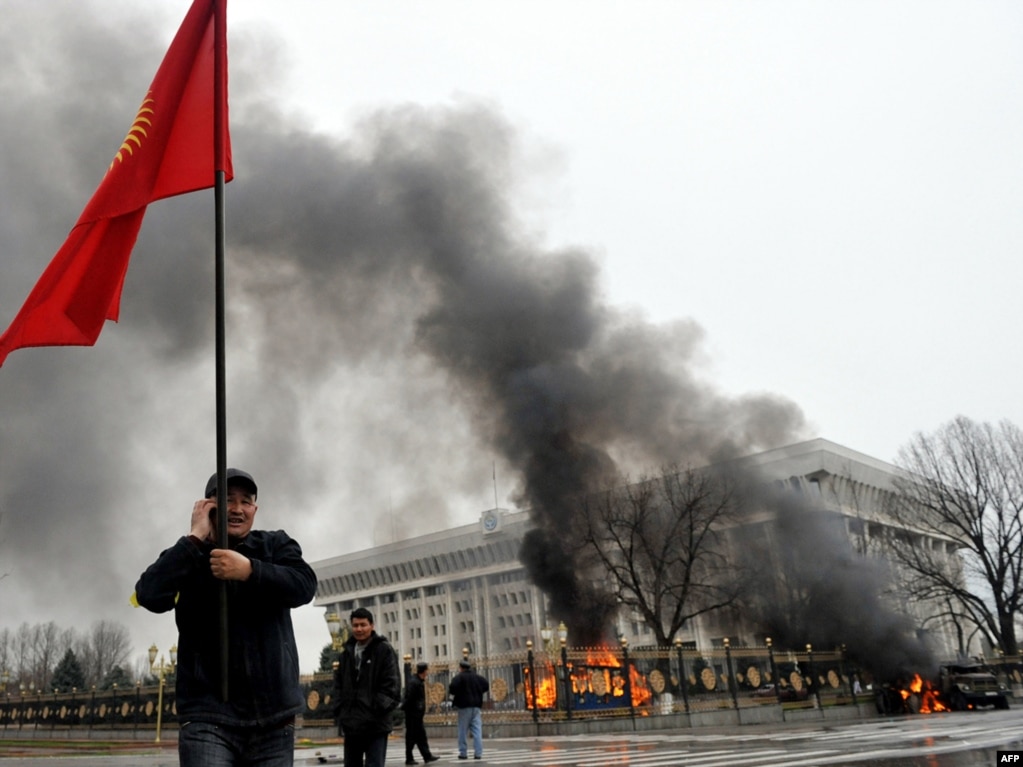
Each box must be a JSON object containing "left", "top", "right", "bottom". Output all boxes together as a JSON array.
[
  {"left": 333, "top": 608, "right": 401, "bottom": 767},
  {"left": 400, "top": 661, "right": 439, "bottom": 765},
  {"left": 135, "top": 468, "right": 316, "bottom": 767}
]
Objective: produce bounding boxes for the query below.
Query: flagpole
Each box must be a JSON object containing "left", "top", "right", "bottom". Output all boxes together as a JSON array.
[{"left": 213, "top": 0, "right": 230, "bottom": 703}]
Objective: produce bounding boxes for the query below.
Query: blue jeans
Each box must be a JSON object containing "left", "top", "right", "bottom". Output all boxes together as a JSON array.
[
  {"left": 456, "top": 706, "right": 483, "bottom": 757},
  {"left": 342, "top": 730, "right": 389, "bottom": 767},
  {"left": 179, "top": 720, "right": 295, "bottom": 766}
]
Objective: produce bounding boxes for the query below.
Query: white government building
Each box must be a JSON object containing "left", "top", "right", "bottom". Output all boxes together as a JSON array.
[{"left": 311, "top": 438, "right": 960, "bottom": 660}]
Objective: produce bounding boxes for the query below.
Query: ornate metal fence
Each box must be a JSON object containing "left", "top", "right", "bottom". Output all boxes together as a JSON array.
[
  {"left": 6, "top": 646, "right": 1018, "bottom": 733},
  {"left": 0, "top": 683, "right": 175, "bottom": 734},
  {"left": 300, "top": 640, "right": 875, "bottom": 728}
]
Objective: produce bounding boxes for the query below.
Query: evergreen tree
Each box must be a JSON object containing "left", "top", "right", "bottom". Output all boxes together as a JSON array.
[
  {"left": 319, "top": 643, "right": 340, "bottom": 673},
  {"left": 100, "top": 665, "right": 132, "bottom": 690},
  {"left": 51, "top": 648, "right": 86, "bottom": 692}
]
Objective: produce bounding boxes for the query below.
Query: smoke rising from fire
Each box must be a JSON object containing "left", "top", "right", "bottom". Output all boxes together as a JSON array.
[
  {"left": 0, "top": 2, "right": 921, "bottom": 671},
  {"left": 747, "top": 484, "right": 934, "bottom": 681}
]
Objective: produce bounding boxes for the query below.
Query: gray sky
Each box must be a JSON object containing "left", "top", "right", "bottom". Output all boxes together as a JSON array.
[{"left": 0, "top": 0, "right": 1021, "bottom": 672}]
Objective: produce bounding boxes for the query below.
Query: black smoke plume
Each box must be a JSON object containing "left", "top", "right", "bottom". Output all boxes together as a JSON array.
[
  {"left": 0, "top": 2, "right": 810, "bottom": 653},
  {"left": 745, "top": 482, "right": 933, "bottom": 681}
]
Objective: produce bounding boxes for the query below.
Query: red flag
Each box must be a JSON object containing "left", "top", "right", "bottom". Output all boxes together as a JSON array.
[{"left": 0, "top": 0, "right": 231, "bottom": 367}]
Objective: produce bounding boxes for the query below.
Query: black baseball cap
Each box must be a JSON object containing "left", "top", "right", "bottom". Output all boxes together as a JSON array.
[{"left": 204, "top": 468, "right": 258, "bottom": 498}]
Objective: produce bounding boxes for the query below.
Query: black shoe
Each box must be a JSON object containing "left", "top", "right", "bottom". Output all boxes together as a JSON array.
[
  {"left": 406, "top": 761, "right": 418, "bottom": 765},
  {"left": 425, "top": 758, "right": 440, "bottom": 763},
  {"left": 458, "top": 756, "right": 468, "bottom": 760}
]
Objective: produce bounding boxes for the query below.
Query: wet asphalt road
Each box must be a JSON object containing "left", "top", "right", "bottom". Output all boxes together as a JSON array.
[{"left": 1, "top": 708, "right": 1020, "bottom": 766}]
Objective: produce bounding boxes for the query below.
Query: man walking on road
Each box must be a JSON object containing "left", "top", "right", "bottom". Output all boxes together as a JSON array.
[
  {"left": 448, "top": 659, "right": 489, "bottom": 760},
  {"left": 401, "top": 661, "right": 439, "bottom": 765}
]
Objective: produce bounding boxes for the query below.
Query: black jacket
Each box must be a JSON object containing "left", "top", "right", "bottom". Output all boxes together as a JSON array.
[
  {"left": 449, "top": 669, "right": 490, "bottom": 709},
  {"left": 400, "top": 674, "right": 426, "bottom": 720},
  {"left": 135, "top": 530, "right": 316, "bottom": 727},
  {"left": 333, "top": 632, "right": 401, "bottom": 736}
]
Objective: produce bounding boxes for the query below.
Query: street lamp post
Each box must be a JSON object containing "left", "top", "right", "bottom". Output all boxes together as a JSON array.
[
  {"left": 325, "top": 611, "right": 349, "bottom": 673},
  {"left": 149, "top": 643, "right": 177, "bottom": 743},
  {"left": 723, "top": 638, "right": 739, "bottom": 713},
  {"left": 325, "top": 612, "right": 345, "bottom": 651},
  {"left": 621, "top": 637, "right": 635, "bottom": 728},
  {"left": 674, "top": 638, "right": 690, "bottom": 715},
  {"left": 840, "top": 644, "right": 857, "bottom": 705},
  {"left": 766, "top": 637, "right": 782, "bottom": 706},
  {"left": 540, "top": 625, "right": 554, "bottom": 655},
  {"left": 558, "top": 624, "right": 572, "bottom": 721},
  {"left": 525, "top": 640, "right": 539, "bottom": 731},
  {"left": 134, "top": 680, "right": 141, "bottom": 734},
  {"left": 806, "top": 643, "right": 821, "bottom": 711}
]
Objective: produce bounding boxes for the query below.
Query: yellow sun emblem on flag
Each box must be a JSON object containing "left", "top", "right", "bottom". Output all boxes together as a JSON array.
[{"left": 109, "top": 93, "right": 154, "bottom": 170}]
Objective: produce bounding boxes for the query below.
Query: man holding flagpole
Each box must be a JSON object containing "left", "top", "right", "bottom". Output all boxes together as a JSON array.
[
  {"left": 135, "top": 468, "right": 316, "bottom": 766},
  {"left": 0, "top": 0, "right": 315, "bottom": 761}
]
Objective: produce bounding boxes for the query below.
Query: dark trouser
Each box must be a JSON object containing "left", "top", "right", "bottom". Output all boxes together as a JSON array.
[
  {"left": 405, "top": 714, "right": 433, "bottom": 761},
  {"left": 178, "top": 720, "right": 295, "bottom": 766},
  {"left": 343, "top": 730, "right": 389, "bottom": 767}
]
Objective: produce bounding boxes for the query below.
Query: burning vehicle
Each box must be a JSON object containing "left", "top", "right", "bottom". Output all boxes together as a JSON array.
[{"left": 875, "top": 661, "right": 1010, "bottom": 714}]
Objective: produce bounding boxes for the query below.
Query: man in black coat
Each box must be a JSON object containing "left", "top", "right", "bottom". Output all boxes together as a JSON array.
[
  {"left": 135, "top": 468, "right": 316, "bottom": 767},
  {"left": 333, "top": 608, "right": 401, "bottom": 767},
  {"left": 400, "top": 661, "right": 439, "bottom": 765}
]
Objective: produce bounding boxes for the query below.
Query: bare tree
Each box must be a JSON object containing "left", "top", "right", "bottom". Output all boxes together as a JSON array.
[
  {"left": 0, "top": 627, "right": 10, "bottom": 679},
  {"left": 887, "top": 416, "right": 1023, "bottom": 655},
  {"left": 75, "top": 620, "right": 133, "bottom": 688},
  {"left": 575, "top": 464, "right": 749, "bottom": 647},
  {"left": 29, "top": 621, "right": 66, "bottom": 691}
]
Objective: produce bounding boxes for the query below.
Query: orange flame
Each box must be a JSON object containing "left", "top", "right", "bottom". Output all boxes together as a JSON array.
[
  {"left": 629, "top": 663, "right": 652, "bottom": 707},
  {"left": 524, "top": 663, "right": 558, "bottom": 709},
  {"left": 898, "top": 674, "right": 948, "bottom": 713},
  {"left": 526, "top": 646, "right": 655, "bottom": 711},
  {"left": 583, "top": 646, "right": 653, "bottom": 708}
]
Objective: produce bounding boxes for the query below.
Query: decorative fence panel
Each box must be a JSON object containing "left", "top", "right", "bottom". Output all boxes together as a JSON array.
[{"left": 4, "top": 647, "right": 1018, "bottom": 733}]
